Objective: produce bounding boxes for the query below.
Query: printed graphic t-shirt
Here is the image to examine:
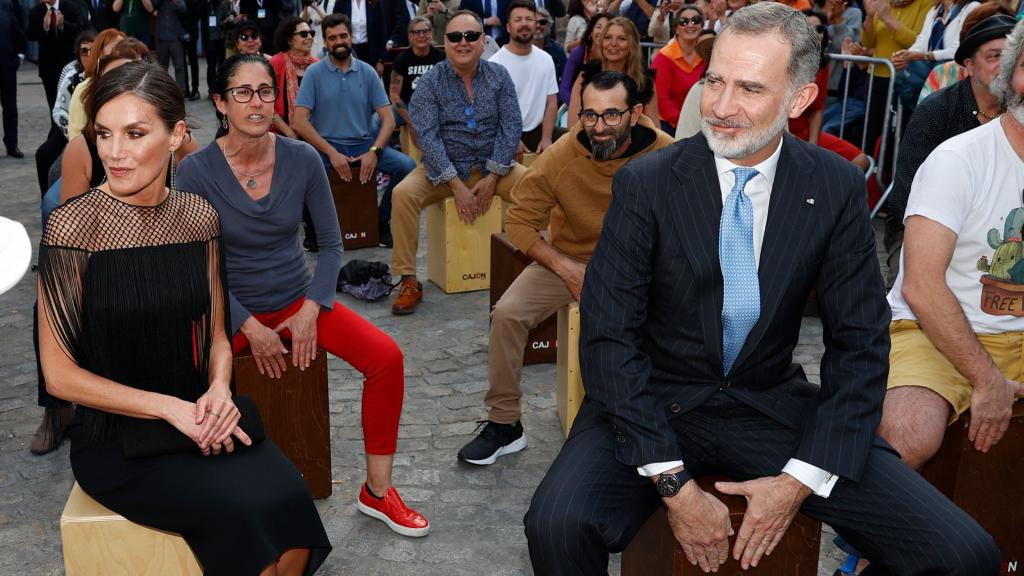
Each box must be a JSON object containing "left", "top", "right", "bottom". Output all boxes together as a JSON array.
[
  {"left": 392, "top": 47, "right": 445, "bottom": 105},
  {"left": 888, "top": 117, "right": 1024, "bottom": 334}
]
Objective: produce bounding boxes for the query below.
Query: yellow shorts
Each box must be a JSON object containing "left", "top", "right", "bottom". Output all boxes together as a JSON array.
[{"left": 888, "top": 319, "right": 1023, "bottom": 421}]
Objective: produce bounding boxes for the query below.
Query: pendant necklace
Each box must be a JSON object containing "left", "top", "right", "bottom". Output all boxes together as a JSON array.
[{"left": 222, "top": 139, "right": 273, "bottom": 189}]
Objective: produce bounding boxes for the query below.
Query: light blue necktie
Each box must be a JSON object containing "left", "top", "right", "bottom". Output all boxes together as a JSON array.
[{"left": 720, "top": 167, "right": 760, "bottom": 375}]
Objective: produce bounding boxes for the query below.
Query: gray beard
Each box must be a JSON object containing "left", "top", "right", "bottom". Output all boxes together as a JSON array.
[
  {"left": 701, "top": 101, "right": 790, "bottom": 160},
  {"left": 591, "top": 133, "right": 627, "bottom": 160}
]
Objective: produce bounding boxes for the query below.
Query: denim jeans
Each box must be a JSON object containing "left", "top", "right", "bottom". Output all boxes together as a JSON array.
[
  {"left": 318, "top": 138, "right": 415, "bottom": 223},
  {"left": 823, "top": 98, "right": 866, "bottom": 137}
]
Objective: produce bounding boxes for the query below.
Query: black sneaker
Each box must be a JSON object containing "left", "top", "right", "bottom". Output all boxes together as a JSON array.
[
  {"left": 457, "top": 420, "right": 527, "bottom": 465},
  {"left": 303, "top": 226, "right": 319, "bottom": 252},
  {"left": 379, "top": 220, "right": 393, "bottom": 248}
]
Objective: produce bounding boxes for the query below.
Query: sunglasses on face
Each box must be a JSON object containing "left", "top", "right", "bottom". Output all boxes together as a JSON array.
[
  {"left": 293, "top": 29, "right": 316, "bottom": 38},
  {"left": 445, "top": 30, "right": 483, "bottom": 43},
  {"left": 675, "top": 15, "right": 703, "bottom": 26},
  {"left": 813, "top": 24, "right": 827, "bottom": 33},
  {"left": 80, "top": 46, "right": 91, "bottom": 55},
  {"left": 537, "top": 18, "right": 549, "bottom": 25},
  {"left": 238, "top": 31, "right": 260, "bottom": 40},
  {"left": 410, "top": 28, "right": 432, "bottom": 35}
]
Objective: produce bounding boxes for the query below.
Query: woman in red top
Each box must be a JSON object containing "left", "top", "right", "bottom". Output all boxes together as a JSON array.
[
  {"left": 790, "top": 10, "right": 870, "bottom": 171},
  {"left": 651, "top": 4, "right": 707, "bottom": 133},
  {"left": 269, "top": 17, "right": 318, "bottom": 139}
]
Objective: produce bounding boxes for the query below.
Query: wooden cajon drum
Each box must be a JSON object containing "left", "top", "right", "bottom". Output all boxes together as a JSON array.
[
  {"left": 489, "top": 233, "right": 557, "bottom": 365},
  {"left": 233, "top": 348, "right": 332, "bottom": 499},
  {"left": 61, "top": 483, "right": 202, "bottom": 575},
  {"left": 327, "top": 165, "right": 379, "bottom": 250},
  {"left": 426, "top": 196, "right": 503, "bottom": 293},
  {"left": 622, "top": 476, "right": 821, "bottom": 576},
  {"left": 921, "top": 402, "right": 1024, "bottom": 571},
  {"left": 556, "top": 302, "right": 583, "bottom": 437}
]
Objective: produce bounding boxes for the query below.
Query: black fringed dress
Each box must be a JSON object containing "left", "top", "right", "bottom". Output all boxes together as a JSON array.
[{"left": 38, "top": 189, "right": 332, "bottom": 575}]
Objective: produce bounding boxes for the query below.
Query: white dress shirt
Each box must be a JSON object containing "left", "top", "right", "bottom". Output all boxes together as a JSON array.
[
  {"left": 351, "top": 0, "right": 368, "bottom": 43},
  {"left": 638, "top": 137, "right": 840, "bottom": 499}
]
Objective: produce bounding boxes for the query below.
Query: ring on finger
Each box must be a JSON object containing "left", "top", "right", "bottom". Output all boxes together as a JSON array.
[
  {"left": 762, "top": 535, "right": 773, "bottom": 544},
  {"left": 211, "top": 410, "right": 221, "bottom": 416}
]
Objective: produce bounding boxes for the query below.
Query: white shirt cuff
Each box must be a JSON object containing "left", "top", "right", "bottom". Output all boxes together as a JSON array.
[
  {"left": 782, "top": 458, "right": 839, "bottom": 498},
  {"left": 637, "top": 460, "right": 684, "bottom": 477}
]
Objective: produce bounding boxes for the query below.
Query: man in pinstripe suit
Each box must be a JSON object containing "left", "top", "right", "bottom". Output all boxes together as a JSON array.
[{"left": 524, "top": 3, "right": 1000, "bottom": 575}]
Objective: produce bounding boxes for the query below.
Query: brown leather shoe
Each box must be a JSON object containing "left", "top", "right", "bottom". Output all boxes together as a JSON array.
[
  {"left": 30, "top": 405, "right": 74, "bottom": 455},
  {"left": 391, "top": 278, "right": 423, "bottom": 315}
]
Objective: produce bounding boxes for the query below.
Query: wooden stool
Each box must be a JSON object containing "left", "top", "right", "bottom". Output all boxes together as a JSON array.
[
  {"left": 61, "top": 482, "right": 202, "bottom": 575},
  {"left": 426, "top": 196, "right": 503, "bottom": 293},
  {"left": 556, "top": 302, "right": 583, "bottom": 437},
  {"left": 489, "top": 232, "right": 557, "bottom": 365},
  {"left": 921, "top": 402, "right": 1023, "bottom": 570},
  {"left": 328, "top": 165, "right": 379, "bottom": 250},
  {"left": 622, "top": 476, "right": 821, "bottom": 576},
  {"left": 234, "top": 348, "right": 332, "bottom": 499}
]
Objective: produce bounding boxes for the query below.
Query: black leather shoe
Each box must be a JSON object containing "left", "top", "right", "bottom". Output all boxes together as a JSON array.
[
  {"left": 6, "top": 147, "right": 24, "bottom": 159},
  {"left": 187, "top": 89, "right": 201, "bottom": 101}
]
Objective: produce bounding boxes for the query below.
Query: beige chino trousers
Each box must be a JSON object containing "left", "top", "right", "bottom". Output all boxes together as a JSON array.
[
  {"left": 487, "top": 262, "right": 575, "bottom": 423},
  {"left": 390, "top": 164, "right": 528, "bottom": 277}
]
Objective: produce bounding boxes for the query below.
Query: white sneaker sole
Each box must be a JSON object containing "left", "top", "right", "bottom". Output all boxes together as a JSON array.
[
  {"left": 460, "top": 435, "right": 528, "bottom": 466},
  {"left": 357, "top": 501, "right": 431, "bottom": 538}
]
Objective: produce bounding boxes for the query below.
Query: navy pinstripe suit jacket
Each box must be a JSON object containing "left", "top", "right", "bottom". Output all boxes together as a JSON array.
[{"left": 579, "top": 132, "right": 891, "bottom": 483}]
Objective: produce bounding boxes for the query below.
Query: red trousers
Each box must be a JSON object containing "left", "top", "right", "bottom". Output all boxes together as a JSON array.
[{"left": 232, "top": 297, "right": 404, "bottom": 455}]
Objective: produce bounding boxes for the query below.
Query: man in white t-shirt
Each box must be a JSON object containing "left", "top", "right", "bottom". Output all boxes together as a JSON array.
[
  {"left": 880, "top": 18, "right": 1024, "bottom": 472},
  {"left": 488, "top": 0, "right": 564, "bottom": 154}
]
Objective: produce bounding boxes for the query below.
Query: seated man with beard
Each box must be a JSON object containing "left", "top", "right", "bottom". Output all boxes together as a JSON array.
[
  {"left": 457, "top": 70, "right": 674, "bottom": 465},
  {"left": 523, "top": 4, "right": 999, "bottom": 575}
]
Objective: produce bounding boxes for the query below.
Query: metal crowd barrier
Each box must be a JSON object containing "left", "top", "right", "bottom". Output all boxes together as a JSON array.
[{"left": 827, "top": 53, "right": 903, "bottom": 216}]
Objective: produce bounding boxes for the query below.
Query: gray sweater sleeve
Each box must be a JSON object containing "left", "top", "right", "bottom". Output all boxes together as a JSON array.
[{"left": 300, "top": 144, "right": 344, "bottom": 311}]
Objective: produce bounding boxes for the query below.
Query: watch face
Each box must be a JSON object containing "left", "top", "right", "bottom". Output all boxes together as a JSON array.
[{"left": 657, "top": 473, "right": 680, "bottom": 497}]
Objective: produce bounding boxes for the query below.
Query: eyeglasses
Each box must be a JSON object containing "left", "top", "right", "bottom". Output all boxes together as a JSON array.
[
  {"left": 410, "top": 28, "right": 432, "bottom": 35},
  {"left": 238, "top": 31, "right": 260, "bottom": 41},
  {"left": 675, "top": 15, "right": 703, "bottom": 26},
  {"left": 293, "top": 29, "right": 316, "bottom": 38},
  {"left": 224, "top": 85, "right": 278, "bottom": 103},
  {"left": 80, "top": 46, "right": 91, "bottom": 55},
  {"left": 537, "top": 19, "right": 549, "bottom": 25},
  {"left": 579, "top": 108, "right": 629, "bottom": 127},
  {"left": 465, "top": 105, "right": 477, "bottom": 130},
  {"left": 445, "top": 30, "right": 483, "bottom": 43}
]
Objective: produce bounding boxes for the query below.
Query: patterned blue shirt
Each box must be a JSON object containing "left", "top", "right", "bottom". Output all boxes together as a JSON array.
[{"left": 409, "top": 59, "right": 522, "bottom": 185}]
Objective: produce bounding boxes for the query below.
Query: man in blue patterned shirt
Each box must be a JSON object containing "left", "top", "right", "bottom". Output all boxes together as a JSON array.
[{"left": 390, "top": 9, "right": 527, "bottom": 315}]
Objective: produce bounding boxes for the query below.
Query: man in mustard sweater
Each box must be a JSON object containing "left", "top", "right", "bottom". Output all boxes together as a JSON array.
[{"left": 458, "top": 70, "right": 675, "bottom": 465}]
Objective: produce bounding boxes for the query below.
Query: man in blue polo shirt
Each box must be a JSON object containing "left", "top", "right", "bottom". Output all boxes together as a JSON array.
[{"left": 293, "top": 12, "right": 416, "bottom": 247}]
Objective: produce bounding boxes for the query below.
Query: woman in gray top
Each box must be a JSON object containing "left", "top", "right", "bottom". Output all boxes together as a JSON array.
[{"left": 177, "top": 54, "right": 430, "bottom": 538}]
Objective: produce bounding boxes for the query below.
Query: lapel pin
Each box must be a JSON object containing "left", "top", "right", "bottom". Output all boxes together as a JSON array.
[{"left": 805, "top": 198, "right": 815, "bottom": 206}]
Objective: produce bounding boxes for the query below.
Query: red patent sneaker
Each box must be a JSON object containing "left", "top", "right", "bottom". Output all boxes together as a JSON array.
[{"left": 357, "top": 483, "right": 430, "bottom": 537}]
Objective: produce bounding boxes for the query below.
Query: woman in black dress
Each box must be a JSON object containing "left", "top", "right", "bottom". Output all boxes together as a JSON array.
[{"left": 37, "top": 61, "right": 331, "bottom": 576}]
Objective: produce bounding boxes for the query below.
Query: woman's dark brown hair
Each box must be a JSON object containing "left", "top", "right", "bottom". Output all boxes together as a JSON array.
[
  {"left": 86, "top": 60, "right": 185, "bottom": 141},
  {"left": 83, "top": 39, "right": 153, "bottom": 137}
]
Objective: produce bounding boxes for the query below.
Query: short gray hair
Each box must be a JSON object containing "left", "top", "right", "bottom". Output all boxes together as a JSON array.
[
  {"left": 996, "top": 17, "right": 1024, "bottom": 106},
  {"left": 719, "top": 2, "right": 820, "bottom": 90},
  {"left": 409, "top": 16, "right": 432, "bottom": 31}
]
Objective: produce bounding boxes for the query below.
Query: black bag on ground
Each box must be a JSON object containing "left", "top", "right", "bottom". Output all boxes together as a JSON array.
[{"left": 336, "top": 260, "right": 396, "bottom": 302}]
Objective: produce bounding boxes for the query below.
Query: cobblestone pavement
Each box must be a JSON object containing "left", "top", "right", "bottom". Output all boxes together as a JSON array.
[{"left": 0, "top": 62, "right": 854, "bottom": 575}]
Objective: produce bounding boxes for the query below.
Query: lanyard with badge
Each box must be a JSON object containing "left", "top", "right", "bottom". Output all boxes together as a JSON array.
[
  {"left": 257, "top": 0, "right": 266, "bottom": 19},
  {"left": 208, "top": 0, "right": 217, "bottom": 28}
]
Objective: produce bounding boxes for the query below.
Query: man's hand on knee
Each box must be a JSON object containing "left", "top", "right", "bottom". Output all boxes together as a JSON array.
[
  {"left": 662, "top": 480, "right": 732, "bottom": 573},
  {"left": 715, "top": 474, "right": 811, "bottom": 570},
  {"left": 968, "top": 374, "right": 1021, "bottom": 452}
]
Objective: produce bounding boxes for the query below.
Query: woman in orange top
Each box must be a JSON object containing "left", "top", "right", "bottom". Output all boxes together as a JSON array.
[{"left": 651, "top": 4, "right": 707, "bottom": 133}]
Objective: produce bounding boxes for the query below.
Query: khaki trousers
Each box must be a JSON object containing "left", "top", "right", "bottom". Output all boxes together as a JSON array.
[
  {"left": 390, "top": 164, "right": 528, "bottom": 277},
  {"left": 487, "top": 262, "right": 575, "bottom": 423}
]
